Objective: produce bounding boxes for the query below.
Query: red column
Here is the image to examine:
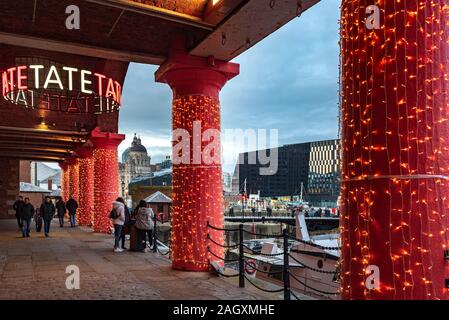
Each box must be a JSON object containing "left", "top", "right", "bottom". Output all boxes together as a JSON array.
[
  {"left": 90, "top": 128, "right": 125, "bottom": 233},
  {"left": 59, "top": 162, "right": 69, "bottom": 202},
  {"left": 66, "top": 157, "right": 79, "bottom": 201},
  {"left": 340, "top": 1, "right": 449, "bottom": 299},
  {"left": 156, "top": 49, "right": 239, "bottom": 271},
  {"left": 76, "top": 146, "right": 94, "bottom": 227}
]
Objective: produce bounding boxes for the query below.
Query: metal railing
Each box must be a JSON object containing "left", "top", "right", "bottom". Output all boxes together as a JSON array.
[
  {"left": 152, "top": 216, "right": 171, "bottom": 256},
  {"left": 206, "top": 222, "right": 341, "bottom": 300},
  {"left": 149, "top": 219, "right": 341, "bottom": 300}
]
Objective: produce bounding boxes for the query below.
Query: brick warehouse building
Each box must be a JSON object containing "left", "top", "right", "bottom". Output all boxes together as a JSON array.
[
  {"left": 0, "top": 0, "right": 320, "bottom": 272},
  {"left": 1, "top": 0, "right": 449, "bottom": 300}
]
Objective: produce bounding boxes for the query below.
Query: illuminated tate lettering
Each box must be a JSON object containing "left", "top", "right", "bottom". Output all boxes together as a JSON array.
[{"left": 1, "top": 64, "right": 123, "bottom": 114}]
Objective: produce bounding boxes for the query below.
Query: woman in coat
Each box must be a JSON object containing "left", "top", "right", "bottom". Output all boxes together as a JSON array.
[
  {"left": 55, "top": 197, "right": 66, "bottom": 228},
  {"left": 110, "top": 199, "right": 125, "bottom": 252},
  {"left": 40, "top": 196, "right": 55, "bottom": 237},
  {"left": 134, "top": 200, "right": 154, "bottom": 252}
]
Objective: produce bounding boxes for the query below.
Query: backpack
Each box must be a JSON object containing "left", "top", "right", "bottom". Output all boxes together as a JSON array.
[{"left": 109, "top": 208, "right": 119, "bottom": 219}]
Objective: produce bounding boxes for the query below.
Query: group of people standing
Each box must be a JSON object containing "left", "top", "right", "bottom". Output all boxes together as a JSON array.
[
  {"left": 13, "top": 194, "right": 155, "bottom": 253},
  {"left": 13, "top": 195, "right": 79, "bottom": 237},
  {"left": 110, "top": 198, "right": 155, "bottom": 253}
]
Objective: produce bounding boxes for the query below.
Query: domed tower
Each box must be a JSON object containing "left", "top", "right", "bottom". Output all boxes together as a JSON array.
[{"left": 119, "top": 134, "right": 152, "bottom": 198}]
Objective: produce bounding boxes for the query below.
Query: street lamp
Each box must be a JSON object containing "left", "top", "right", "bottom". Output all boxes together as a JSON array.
[{"left": 121, "top": 181, "right": 125, "bottom": 198}]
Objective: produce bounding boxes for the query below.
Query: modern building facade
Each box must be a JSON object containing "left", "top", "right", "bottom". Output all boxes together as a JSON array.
[{"left": 234, "top": 139, "right": 340, "bottom": 207}]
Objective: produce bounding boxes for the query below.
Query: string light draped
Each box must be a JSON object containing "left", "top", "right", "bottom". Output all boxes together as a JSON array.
[
  {"left": 77, "top": 148, "right": 94, "bottom": 226},
  {"left": 59, "top": 163, "right": 69, "bottom": 202},
  {"left": 156, "top": 46, "right": 239, "bottom": 271},
  {"left": 66, "top": 157, "right": 79, "bottom": 201},
  {"left": 171, "top": 96, "right": 224, "bottom": 271},
  {"left": 91, "top": 130, "right": 125, "bottom": 233},
  {"left": 340, "top": 0, "right": 449, "bottom": 299}
]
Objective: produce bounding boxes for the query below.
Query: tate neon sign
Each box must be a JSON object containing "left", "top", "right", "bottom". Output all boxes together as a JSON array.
[{"left": 1, "top": 64, "right": 122, "bottom": 113}]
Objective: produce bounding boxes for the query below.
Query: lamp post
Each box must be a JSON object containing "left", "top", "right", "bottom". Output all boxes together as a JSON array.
[{"left": 121, "top": 181, "right": 126, "bottom": 200}]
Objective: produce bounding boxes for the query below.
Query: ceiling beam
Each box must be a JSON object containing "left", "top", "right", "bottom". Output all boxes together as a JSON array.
[
  {"left": 0, "top": 134, "right": 84, "bottom": 144},
  {"left": 0, "top": 32, "right": 165, "bottom": 65},
  {"left": 0, "top": 125, "right": 88, "bottom": 136},
  {"left": 0, "top": 154, "right": 64, "bottom": 162},
  {"left": 191, "top": 0, "right": 321, "bottom": 60},
  {"left": 83, "top": 0, "right": 215, "bottom": 30},
  {"left": 0, "top": 139, "right": 76, "bottom": 148},
  {"left": 0, "top": 145, "right": 73, "bottom": 154}
]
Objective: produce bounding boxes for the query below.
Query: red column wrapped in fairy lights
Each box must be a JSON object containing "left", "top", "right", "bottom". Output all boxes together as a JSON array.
[
  {"left": 340, "top": 0, "right": 449, "bottom": 299},
  {"left": 59, "top": 162, "right": 69, "bottom": 202},
  {"left": 156, "top": 48, "right": 239, "bottom": 271},
  {"left": 76, "top": 146, "right": 94, "bottom": 227},
  {"left": 90, "top": 128, "right": 125, "bottom": 233},
  {"left": 66, "top": 157, "right": 79, "bottom": 201}
]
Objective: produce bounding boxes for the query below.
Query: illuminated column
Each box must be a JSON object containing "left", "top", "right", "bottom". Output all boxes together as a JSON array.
[
  {"left": 59, "top": 162, "right": 69, "bottom": 202},
  {"left": 156, "top": 50, "right": 239, "bottom": 271},
  {"left": 90, "top": 128, "right": 125, "bottom": 233},
  {"left": 76, "top": 147, "right": 94, "bottom": 227},
  {"left": 340, "top": 1, "right": 449, "bottom": 299},
  {"left": 66, "top": 157, "right": 79, "bottom": 201}
]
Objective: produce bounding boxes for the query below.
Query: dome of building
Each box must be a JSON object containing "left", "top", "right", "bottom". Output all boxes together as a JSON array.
[{"left": 122, "top": 134, "right": 149, "bottom": 163}]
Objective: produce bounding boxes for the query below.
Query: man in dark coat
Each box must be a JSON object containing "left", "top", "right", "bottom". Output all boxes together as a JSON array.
[
  {"left": 55, "top": 197, "right": 67, "bottom": 228},
  {"left": 66, "top": 196, "right": 78, "bottom": 228},
  {"left": 40, "top": 196, "right": 55, "bottom": 237},
  {"left": 20, "top": 197, "right": 34, "bottom": 238},
  {"left": 13, "top": 196, "right": 24, "bottom": 229}
]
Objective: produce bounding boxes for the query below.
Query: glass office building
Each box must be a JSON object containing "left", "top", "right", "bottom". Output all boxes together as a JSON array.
[{"left": 235, "top": 139, "right": 340, "bottom": 207}]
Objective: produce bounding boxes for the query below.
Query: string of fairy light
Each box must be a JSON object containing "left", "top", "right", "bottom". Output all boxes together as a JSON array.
[
  {"left": 171, "top": 95, "right": 224, "bottom": 270},
  {"left": 92, "top": 147, "right": 120, "bottom": 233},
  {"left": 340, "top": 0, "right": 449, "bottom": 299},
  {"left": 60, "top": 140, "right": 121, "bottom": 232},
  {"left": 78, "top": 150, "right": 94, "bottom": 227}
]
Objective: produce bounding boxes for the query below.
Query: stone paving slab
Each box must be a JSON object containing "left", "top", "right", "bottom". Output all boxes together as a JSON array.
[{"left": 0, "top": 220, "right": 277, "bottom": 300}]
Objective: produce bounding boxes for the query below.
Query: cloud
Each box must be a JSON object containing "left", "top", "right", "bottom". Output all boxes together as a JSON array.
[{"left": 118, "top": 0, "right": 341, "bottom": 172}]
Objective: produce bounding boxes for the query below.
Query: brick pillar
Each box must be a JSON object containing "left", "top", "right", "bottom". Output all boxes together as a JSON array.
[
  {"left": 59, "top": 162, "right": 69, "bottom": 202},
  {"left": 340, "top": 0, "right": 449, "bottom": 299},
  {"left": 0, "top": 159, "right": 19, "bottom": 219},
  {"left": 90, "top": 128, "right": 125, "bottom": 233},
  {"left": 156, "top": 44, "right": 239, "bottom": 271},
  {"left": 66, "top": 157, "right": 79, "bottom": 201},
  {"left": 76, "top": 146, "right": 94, "bottom": 227}
]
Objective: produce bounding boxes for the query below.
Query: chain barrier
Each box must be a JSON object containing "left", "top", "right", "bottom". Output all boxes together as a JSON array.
[
  {"left": 207, "top": 247, "right": 240, "bottom": 263},
  {"left": 288, "top": 235, "right": 341, "bottom": 251},
  {"left": 245, "top": 275, "right": 284, "bottom": 293},
  {"left": 289, "top": 272, "right": 339, "bottom": 296},
  {"left": 206, "top": 222, "right": 341, "bottom": 300},
  {"left": 288, "top": 253, "right": 338, "bottom": 274}
]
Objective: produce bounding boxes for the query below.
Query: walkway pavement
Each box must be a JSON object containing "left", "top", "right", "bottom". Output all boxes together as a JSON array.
[{"left": 0, "top": 220, "right": 278, "bottom": 300}]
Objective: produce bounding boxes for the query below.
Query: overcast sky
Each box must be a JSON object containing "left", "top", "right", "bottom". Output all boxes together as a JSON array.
[{"left": 118, "top": 0, "right": 341, "bottom": 174}]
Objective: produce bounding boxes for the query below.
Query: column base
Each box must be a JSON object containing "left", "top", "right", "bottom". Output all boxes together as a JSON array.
[{"left": 172, "top": 260, "right": 209, "bottom": 272}]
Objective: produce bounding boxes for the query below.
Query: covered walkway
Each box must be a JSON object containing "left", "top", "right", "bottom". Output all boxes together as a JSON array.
[{"left": 0, "top": 220, "right": 274, "bottom": 300}]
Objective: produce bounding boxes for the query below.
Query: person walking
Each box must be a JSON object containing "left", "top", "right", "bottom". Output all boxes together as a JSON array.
[
  {"left": 55, "top": 197, "right": 66, "bottom": 228},
  {"left": 40, "top": 196, "right": 55, "bottom": 237},
  {"left": 134, "top": 200, "right": 154, "bottom": 252},
  {"left": 20, "top": 197, "right": 34, "bottom": 238},
  {"left": 66, "top": 196, "right": 78, "bottom": 228},
  {"left": 34, "top": 205, "right": 42, "bottom": 232},
  {"left": 13, "top": 195, "right": 25, "bottom": 229},
  {"left": 110, "top": 198, "right": 125, "bottom": 252}
]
